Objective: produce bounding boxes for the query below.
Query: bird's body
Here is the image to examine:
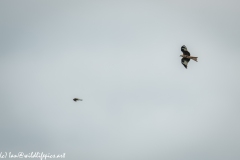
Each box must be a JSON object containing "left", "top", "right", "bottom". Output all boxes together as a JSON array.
[
  {"left": 73, "top": 98, "right": 82, "bottom": 102},
  {"left": 180, "top": 45, "right": 198, "bottom": 69}
]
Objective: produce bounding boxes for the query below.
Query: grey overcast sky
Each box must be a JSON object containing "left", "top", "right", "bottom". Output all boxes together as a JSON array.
[{"left": 1, "top": 0, "right": 240, "bottom": 159}]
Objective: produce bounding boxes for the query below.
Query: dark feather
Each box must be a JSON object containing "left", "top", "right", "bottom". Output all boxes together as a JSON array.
[
  {"left": 181, "top": 58, "right": 190, "bottom": 69},
  {"left": 181, "top": 45, "right": 190, "bottom": 56}
]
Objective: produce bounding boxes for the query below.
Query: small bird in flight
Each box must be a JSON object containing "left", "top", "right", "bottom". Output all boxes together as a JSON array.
[
  {"left": 180, "top": 45, "right": 198, "bottom": 69},
  {"left": 73, "top": 98, "right": 82, "bottom": 102}
]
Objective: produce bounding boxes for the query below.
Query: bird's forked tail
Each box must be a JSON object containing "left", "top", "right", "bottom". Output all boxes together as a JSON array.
[{"left": 189, "top": 56, "right": 198, "bottom": 62}]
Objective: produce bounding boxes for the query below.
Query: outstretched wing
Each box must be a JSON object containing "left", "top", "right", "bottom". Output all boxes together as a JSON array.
[
  {"left": 181, "top": 58, "right": 190, "bottom": 69},
  {"left": 181, "top": 45, "right": 190, "bottom": 56}
]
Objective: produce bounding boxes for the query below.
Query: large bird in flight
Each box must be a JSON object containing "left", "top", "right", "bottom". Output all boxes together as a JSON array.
[
  {"left": 180, "top": 45, "right": 198, "bottom": 69},
  {"left": 73, "top": 98, "right": 82, "bottom": 102}
]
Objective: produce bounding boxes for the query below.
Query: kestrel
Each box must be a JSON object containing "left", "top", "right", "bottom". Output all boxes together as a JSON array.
[{"left": 73, "top": 98, "right": 82, "bottom": 102}]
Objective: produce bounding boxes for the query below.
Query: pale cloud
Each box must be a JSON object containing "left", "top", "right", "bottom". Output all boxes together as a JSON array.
[{"left": 0, "top": 0, "right": 240, "bottom": 159}]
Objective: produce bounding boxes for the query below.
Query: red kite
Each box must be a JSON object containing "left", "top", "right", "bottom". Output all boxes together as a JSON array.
[{"left": 180, "top": 45, "right": 198, "bottom": 69}]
